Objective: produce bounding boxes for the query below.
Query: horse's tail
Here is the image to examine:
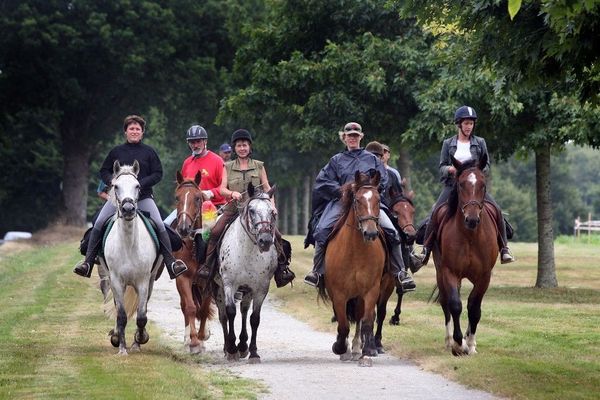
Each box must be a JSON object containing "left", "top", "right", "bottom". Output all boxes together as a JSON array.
[
  {"left": 102, "top": 286, "right": 139, "bottom": 319},
  {"left": 346, "top": 298, "right": 359, "bottom": 324},
  {"left": 192, "top": 283, "right": 216, "bottom": 321},
  {"left": 317, "top": 279, "right": 329, "bottom": 303},
  {"left": 428, "top": 284, "right": 439, "bottom": 304}
]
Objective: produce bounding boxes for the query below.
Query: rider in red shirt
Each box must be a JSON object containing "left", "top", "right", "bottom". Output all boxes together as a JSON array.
[{"left": 180, "top": 125, "right": 226, "bottom": 207}]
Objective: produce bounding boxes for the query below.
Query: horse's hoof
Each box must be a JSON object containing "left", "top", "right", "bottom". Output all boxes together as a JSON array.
[
  {"left": 189, "top": 343, "right": 205, "bottom": 354},
  {"left": 376, "top": 347, "right": 385, "bottom": 354},
  {"left": 248, "top": 356, "right": 261, "bottom": 364},
  {"left": 358, "top": 356, "right": 373, "bottom": 367},
  {"left": 332, "top": 342, "right": 347, "bottom": 355},
  {"left": 117, "top": 349, "right": 128, "bottom": 356},
  {"left": 110, "top": 334, "right": 120, "bottom": 348},
  {"left": 239, "top": 349, "right": 249, "bottom": 359},
  {"left": 135, "top": 330, "right": 149, "bottom": 345},
  {"left": 130, "top": 343, "right": 141, "bottom": 352},
  {"left": 389, "top": 316, "right": 400, "bottom": 326},
  {"left": 351, "top": 352, "right": 361, "bottom": 361},
  {"left": 340, "top": 351, "right": 352, "bottom": 362},
  {"left": 226, "top": 352, "right": 240, "bottom": 361},
  {"left": 364, "top": 348, "right": 378, "bottom": 357}
]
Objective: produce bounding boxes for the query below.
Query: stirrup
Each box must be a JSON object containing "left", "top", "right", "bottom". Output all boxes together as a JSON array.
[
  {"left": 170, "top": 260, "right": 188, "bottom": 279},
  {"left": 274, "top": 266, "right": 295, "bottom": 288},
  {"left": 500, "top": 248, "right": 515, "bottom": 264},
  {"left": 73, "top": 261, "right": 92, "bottom": 278},
  {"left": 396, "top": 271, "right": 416, "bottom": 293},
  {"left": 303, "top": 271, "right": 321, "bottom": 287},
  {"left": 196, "top": 265, "right": 211, "bottom": 281}
]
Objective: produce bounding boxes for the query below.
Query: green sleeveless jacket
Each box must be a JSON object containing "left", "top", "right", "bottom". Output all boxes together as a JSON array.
[{"left": 224, "top": 158, "right": 264, "bottom": 212}]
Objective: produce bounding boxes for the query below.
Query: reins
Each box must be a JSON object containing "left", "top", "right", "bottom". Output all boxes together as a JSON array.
[
  {"left": 239, "top": 196, "right": 275, "bottom": 245},
  {"left": 350, "top": 184, "right": 380, "bottom": 231},
  {"left": 175, "top": 181, "right": 203, "bottom": 234}
]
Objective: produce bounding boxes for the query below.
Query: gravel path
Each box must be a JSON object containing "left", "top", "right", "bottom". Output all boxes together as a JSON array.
[{"left": 147, "top": 275, "right": 500, "bottom": 400}]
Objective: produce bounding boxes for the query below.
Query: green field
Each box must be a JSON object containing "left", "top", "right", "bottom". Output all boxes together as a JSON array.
[{"left": 1, "top": 234, "right": 599, "bottom": 399}]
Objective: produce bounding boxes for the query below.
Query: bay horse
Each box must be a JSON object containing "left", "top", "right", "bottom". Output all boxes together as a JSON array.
[
  {"left": 100, "top": 161, "right": 161, "bottom": 355},
  {"left": 374, "top": 186, "right": 416, "bottom": 353},
  {"left": 321, "top": 171, "right": 385, "bottom": 366},
  {"left": 213, "top": 183, "right": 278, "bottom": 363},
  {"left": 172, "top": 170, "right": 215, "bottom": 353},
  {"left": 432, "top": 154, "right": 498, "bottom": 356}
]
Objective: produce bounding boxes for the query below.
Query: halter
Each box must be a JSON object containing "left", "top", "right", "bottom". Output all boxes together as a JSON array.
[
  {"left": 458, "top": 168, "right": 486, "bottom": 217},
  {"left": 175, "top": 181, "right": 202, "bottom": 234},
  {"left": 240, "top": 195, "right": 275, "bottom": 245},
  {"left": 112, "top": 171, "right": 139, "bottom": 220},
  {"left": 352, "top": 185, "right": 380, "bottom": 231}
]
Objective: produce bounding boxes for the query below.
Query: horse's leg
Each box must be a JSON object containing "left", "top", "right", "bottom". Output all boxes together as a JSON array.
[
  {"left": 375, "top": 280, "right": 394, "bottom": 353},
  {"left": 389, "top": 287, "right": 403, "bottom": 325},
  {"left": 237, "top": 298, "right": 250, "bottom": 358},
  {"left": 248, "top": 294, "right": 266, "bottom": 364},
  {"left": 224, "top": 288, "right": 239, "bottom": 360},
  {"left": 214, "top": 290, "right": 229, "bottom": 356},
  {"left": 197, "top": 292, "right": 212, "bottom": 342},
  {"left": 110, "top": 280, "right": 128, "bottom": 355},
  {"left": 131, "top": 284, "right": 150, "bottom": 352},
  {"left": 177, "top": 278, "right": 201, "bottom": 353},
  {"left": 351, "top": 320, "right": 362, "bottom": 361},
  {"left": 360, "top": 289, "right": 380, "bottom": 362},
  {"left": 466, "top": 277, "right": 491, "bottom": 355},
  {"left": 331, "top": 296, "right": 350, "bottom": 358},
  {"left": 442, "top": 269, "right": 468, "bottom": 356}
]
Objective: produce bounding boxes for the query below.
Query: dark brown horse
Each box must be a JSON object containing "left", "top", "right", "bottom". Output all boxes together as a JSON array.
[
  {"left": 374, "top": 187, "right": 416, "bottom": 353},
  {"left": 321, "top": 171, "right": 386, "bottom": 366},
  {"left": 432, "top": 154, "right": 498, "bottom": 356},
  {"left": 172, "top": 171, "right": 215, "bottom": 353}
]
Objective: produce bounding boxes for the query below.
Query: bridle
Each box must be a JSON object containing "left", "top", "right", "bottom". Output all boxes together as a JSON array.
[
  {"left": 240, "top": 195, "right": 275, "bottom": 245},
  {"left": 176, "top": 181, "right": 202, "bottom": 234},
  {"left": 458, "top": 168, "right": 486, "bottom": 217},
  {"left": 113, "top": 171, "right": 139, "bottom": 220},
  {"left": 352, "top": 185, "right": 380, "bottom": 231}
]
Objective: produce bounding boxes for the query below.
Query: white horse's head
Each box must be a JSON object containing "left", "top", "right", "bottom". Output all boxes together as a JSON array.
[
  {"left": 111, "top": 160, "right": 141, "bottom": 221},
  {"left": 243, "top": 183, "right": 277, "bottom": 253}
]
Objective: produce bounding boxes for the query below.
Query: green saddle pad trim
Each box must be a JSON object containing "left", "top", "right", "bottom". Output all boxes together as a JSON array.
[{"left": 100, "top": 211, "right": 160, "bottom": 256}]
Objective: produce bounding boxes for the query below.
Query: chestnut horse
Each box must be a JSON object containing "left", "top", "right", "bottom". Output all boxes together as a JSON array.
[
  {"left": 320, "top": 171, "right": 385, "bottom": 366},
  {"left": 432, "top": 154, "right": 498, "bottom": 356},
  {"left": 172, "top": 170, "right": 214, "bottom": 353},
  {"left": 374, "top": 186, "right": 416, "bottom": 353}
]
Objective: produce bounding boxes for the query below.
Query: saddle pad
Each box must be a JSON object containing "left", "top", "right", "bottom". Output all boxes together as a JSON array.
[{"left": 101, "top": 211, "right": 160, "bottom": 255}]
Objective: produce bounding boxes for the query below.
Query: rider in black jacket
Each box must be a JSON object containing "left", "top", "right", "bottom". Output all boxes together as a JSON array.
[{"left": 73, "top": 115, "right": 187, "bottom": 280}]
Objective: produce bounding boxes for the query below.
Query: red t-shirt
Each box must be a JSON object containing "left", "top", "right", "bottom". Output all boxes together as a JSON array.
[{"left": 181, "top": 151, "right": 226, "bottom": 206}]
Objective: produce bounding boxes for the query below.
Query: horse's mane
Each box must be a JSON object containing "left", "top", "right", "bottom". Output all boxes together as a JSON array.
[{"left": 447, "top": 158, "right": 482, "bottom": 219}]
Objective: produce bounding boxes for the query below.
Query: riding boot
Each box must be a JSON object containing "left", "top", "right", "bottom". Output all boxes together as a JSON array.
[
  {"left": 196, "top": 241, "right": 217, "bottom": 281},
  {"left": 73, "top": 226, "right": 103, "bottom": 278},
  {"left": 389, "top": 245, "right": 416, "bottom": 293},
  {"left": 158, "top": 229, "right": 187, "bottom": 279},
  {"left": 304, "top": 243, "right": 325, "bottom": 287},
  {"left": 498, "top": 217, "right": 515, "bottom": 264},
  {"left": 274, "top": 238, "right": 295, "bottom": 288}
]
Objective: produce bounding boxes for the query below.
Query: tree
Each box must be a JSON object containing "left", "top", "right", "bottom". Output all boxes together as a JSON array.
[{"left": 0, "top": 0, "right": 232, "bottom": 227}]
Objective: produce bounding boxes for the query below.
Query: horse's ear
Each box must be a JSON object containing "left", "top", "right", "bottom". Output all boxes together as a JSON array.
[
  {"left": 247, "top": 182, "right": 255, "bottom": 198},
  {"left": 267, "top": 184, "right": 276, "bottom": 198},
  {"left": 354, "top": 170, "right": 361, "bottom": 184},
  {"left": 132, "top": 160, "right": 140, "bottom": 177},
  {"left": 371, "top": 170, "right": 381, "bottom": 186},
  {"left": 479, "top": 153, "right": 488, "bottom": 171},
  {"left": 176, "top": 170, "right": 184, "bottom": 184},
  {"left": 401, "top": 177, "right": 407, "bottom": 187},
  {"left": 194, "top": 171, "right": 201, "bottom": 187},
  {"left": 451, "top": 155, "right": 462, "bottom": 170},
  {"left": 113, "top": 160, "right": 121, "bottom": 175},
  {"left": 407, "top": 190, "right": 415, "bottom": 201}
]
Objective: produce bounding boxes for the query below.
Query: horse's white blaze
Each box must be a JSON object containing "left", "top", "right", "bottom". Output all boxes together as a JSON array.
[
  {"left": 467, "top": 172, "right": 478, "bottom": 196},
  {"left": 362, "top": 190, "right": 374, "bottom": 215},
  {"left": 183, "top": 191, "right": 189, "bottom": 216}
]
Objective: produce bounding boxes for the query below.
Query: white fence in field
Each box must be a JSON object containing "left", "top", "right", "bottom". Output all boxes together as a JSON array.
[{"left": 574, "top": 216, "right": 600, "bottom": 236}]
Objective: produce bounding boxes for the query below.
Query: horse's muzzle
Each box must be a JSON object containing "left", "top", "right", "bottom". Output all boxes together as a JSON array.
[
  {"left": 362, "top": 229, "right": 379, "bottom": 242},
  {"left": 121, "top": 200, "right": 136, "bottom": 220},
  {"left": 464, "top": 215, "right": 480, "bottom": 230},
  {"left": 257, "top": 233, "right": 274, "bottom": 252}
]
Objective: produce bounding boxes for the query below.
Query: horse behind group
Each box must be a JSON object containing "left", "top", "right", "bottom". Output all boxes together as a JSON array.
[
  {"left": 172, "top": 170, "right": 215, "bottom": 353},
  {"left": 213, "top": 183, "right": 278, "bottom": 363},
  {"left": 99, "top": 161, "right": 161, "bottom": 355},
  {"left": 320, "top": 171, "right": 386, "bottom": 366},
  {"left": 432, "top": 154, "right": 498, "bottom": 356}
]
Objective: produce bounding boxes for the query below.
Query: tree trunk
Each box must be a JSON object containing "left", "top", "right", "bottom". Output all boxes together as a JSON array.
[
  {"left": 61, "top": 127, "right": 91, "bottom": 227},
  {"left": 396, "top": 147, "right": 412, "bottom": 190},
  {"left": 280, "top": 187, "right": 289, "bottom": 235},
  {"left": 302, "top": 175, "right": 311, "bottom": 235},
  {"left": 290, "top": 185, "right": 298, "bottom": 235},
  {"left": 535, "top": 145, "right": 558, "bottom": 288}
]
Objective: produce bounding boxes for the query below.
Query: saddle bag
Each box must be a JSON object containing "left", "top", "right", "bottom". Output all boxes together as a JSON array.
[{"left": 166, "top": 224, "right": 182, "bottom": 252}]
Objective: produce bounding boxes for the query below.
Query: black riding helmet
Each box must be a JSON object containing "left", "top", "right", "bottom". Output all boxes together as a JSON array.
[
  {"left": 186, "top": 125, "right": 208, "bottom": 141},
  {"left": 454, "top": 106, "right": 478, "bottom": 124},
  {"left": 231, "top": 129, "right": 253, "bottom": 145}
]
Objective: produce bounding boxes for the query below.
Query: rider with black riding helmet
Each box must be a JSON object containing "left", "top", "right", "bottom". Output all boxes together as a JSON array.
[
  {"left": 73, "top": 115, "right": 188, "bottom": 280},
  {"left": 414, "top": 106, "right": 515, "bottom": 266},
  {"left": 303, "top": 122, "right": 416, "bottom": 292},
  {"left": 195, "top": 128, "right": 295, "bottom": 288}
]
